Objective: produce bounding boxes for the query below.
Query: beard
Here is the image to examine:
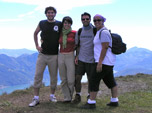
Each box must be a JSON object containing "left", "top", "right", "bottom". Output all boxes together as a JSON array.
[{"left": 47, "top": 16, "right": 54, "bottom": 21}]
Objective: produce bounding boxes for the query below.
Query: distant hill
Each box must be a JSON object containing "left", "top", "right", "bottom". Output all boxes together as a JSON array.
[
  {"left": 0, "top": 48, "right": 36, "bottom": 57},
  {"left": 114, "top": 47, "right": 152, "bottom": 76},
  {"left": 0, "top": 47, "right": 152, "bottom": 86},
  {"left": 0, "top": 53, "right": 52, "bottom": 86}
]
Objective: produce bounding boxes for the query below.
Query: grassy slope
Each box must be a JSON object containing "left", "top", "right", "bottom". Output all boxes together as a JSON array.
[{"left": 0, "top": 73, "right": 152, "bottom": 113}]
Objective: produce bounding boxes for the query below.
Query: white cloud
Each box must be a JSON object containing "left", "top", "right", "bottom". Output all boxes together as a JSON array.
[
  {"left": 2, "top": 0, "right": 114, "bottom": 6},
  {"left": 1, "top": 0, "right": 115, "bottom": 22},
  {"left": 0, "top": 0, "right": 115, "bottom": 23},
  {"left": 110, "top": 26, "right": 152, "bottom": 50},
  {"left": 0, "top": 18, "right": 22, "bottom": 22},
  {"left": 18, "top": 11, "right": 35, "bottom": 18},
  {"left": 0, "top": 27, "right": 35, "bottom": 49},
  {"left": 2, "top": 0, "right": 114, "bottom": 13}
]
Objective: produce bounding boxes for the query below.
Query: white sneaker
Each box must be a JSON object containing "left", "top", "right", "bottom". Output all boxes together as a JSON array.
[
  {"left": 50, "top": 96, "right": 57, "bottom": 102},
  {"left": 29, "top": 98, "right": 39, "bottom": 107}
]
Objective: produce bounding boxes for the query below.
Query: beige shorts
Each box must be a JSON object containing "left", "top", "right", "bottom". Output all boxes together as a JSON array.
[{"left": 33, "top": 53, "right": 58, "bottom": 90}]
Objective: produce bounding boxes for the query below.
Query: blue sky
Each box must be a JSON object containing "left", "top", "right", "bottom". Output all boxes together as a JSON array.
[{"left": 0, "top": 0, "right": 152, "bottom": 50}]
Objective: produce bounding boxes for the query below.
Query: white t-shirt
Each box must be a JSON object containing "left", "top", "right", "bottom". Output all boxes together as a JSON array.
[{"left": 93, "top": 27, "right": 116, "bottom": 66}]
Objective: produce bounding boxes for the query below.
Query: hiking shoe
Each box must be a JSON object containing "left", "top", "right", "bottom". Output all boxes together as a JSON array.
[
  {"left": 29, "top": 98, "right": 39, "bottom": 107},
  {"left": 80, "top": 103, "right": 96, "bottom": 109},
  {"left": 107, "top": 102, "right": 119, "bottom": 107},
  {"left": 62, "top": 100, "right": 71, "bottom": 103},
  {"left": 72, "top": 94, "right": 81, "bottom": 104},
  {"left": 50, "top": 96, "right": 57, "bottom": 102}
]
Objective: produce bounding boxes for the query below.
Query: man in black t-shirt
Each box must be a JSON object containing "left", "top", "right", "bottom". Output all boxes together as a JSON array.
[{"left": 29, "top": 6, "right": 62, "bottom": 107}]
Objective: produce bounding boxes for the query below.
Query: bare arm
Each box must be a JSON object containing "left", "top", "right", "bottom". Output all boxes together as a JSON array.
[
  {"left": 75, "top": 46, "right": 80, "bottom": 65},
  {"left": 96, "top": 42, "right": 109, "bottom": 72},
  {"left": 34, "top": 24, "right": 42, "bottom": 52},
  {"left": 74, "top": 32, "right": 79, "bottom": 65}
]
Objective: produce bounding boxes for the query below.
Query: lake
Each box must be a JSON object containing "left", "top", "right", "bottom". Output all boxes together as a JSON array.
[{"left": 0, "top": 75, "right": 87, "bottom": 95}]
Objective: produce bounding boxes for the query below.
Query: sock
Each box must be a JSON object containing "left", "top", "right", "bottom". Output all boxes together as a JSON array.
[
  {"left": 110, "top": 97, "right": 119, "bottom": 102},
  {"left": 34, "top": 96, "right": 39, "bottom": 100},
  {"left": 87, "top": 99, "right": 96, "bottom": 104},
  {"left": 50, "top": 94, "right": 55, "bottom": 97},
  {"left": 76, "top": 93, "right": 81, "bottom": 96}
]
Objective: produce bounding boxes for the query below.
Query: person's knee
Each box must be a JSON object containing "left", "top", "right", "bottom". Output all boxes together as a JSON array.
[
  {"left": 68, "top": 81, "right": 75, "bottom": 86},
  {"left": 111, "top": 85, "right": 118, "bottom": 90},
  {"left": 107, "top": 83, "right": 117, "bottom": 89}
]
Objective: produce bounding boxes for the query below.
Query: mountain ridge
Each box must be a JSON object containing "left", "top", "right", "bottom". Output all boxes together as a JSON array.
[
  {"left": 0, "top": 47, "right": 152, "bottom": 86},
  {"left": 0, "top": 48, "right": 36, "bottom": 57},
  {"left": 114, "top": 47, "right": 152, "bottom": 76}
]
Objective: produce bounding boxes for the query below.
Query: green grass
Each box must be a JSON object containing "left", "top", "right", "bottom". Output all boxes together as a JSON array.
[
  {"left": 14, "top": 90, "right": 152, "bottom": 113},
  {"left": 0, "top": 74, "right": 152, "bottom": 113}
]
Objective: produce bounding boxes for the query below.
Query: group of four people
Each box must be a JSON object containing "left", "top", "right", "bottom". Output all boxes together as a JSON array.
[{"left": 29, "top": 6, "right": 118, "bottom": 109}]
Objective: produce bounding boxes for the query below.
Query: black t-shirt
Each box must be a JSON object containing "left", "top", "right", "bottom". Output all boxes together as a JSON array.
[{"left": 39, "top": 20, "right": 62, "bottom": 55}]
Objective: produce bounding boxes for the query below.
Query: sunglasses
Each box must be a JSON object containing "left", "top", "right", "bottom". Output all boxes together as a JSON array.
[
  {"left": 93, "top": 19, "right": 102, "bottom": 22},
  {"left": 81, "top": 18, "right": 90, "bottom": 21}
]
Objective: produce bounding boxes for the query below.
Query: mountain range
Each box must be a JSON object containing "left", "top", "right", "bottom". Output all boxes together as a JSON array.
[
  {"left": 0, "top": 51, "right": 51, "bottom": 87},
  {"left": 114, "top": 47, "right": 152, "bottom": 76},
  {"left": 0, "top": 47, "right": 152, "bottom": 86},
  {"left": 0, "top": 48, "right": 36, "bottom": 57}
]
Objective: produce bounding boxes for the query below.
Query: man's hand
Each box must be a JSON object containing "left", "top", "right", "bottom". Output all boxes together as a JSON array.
[
  {"left": 36, "top": 46, "right": 42, "bottom": 52},
  {"left": 96, "top": 63, "right": 102, "bottom": 73},
  {"left": 75, "top": 56, "right": 78, "bottom": 65}
]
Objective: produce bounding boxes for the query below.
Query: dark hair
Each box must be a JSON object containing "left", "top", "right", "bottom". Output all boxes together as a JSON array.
[
  {"left": 62, "top": 16, "right": 73, "bottom": 25},
  {"left": 81, "top": 12, "right": 91, "bottom": 19},
  {"left": 45, "top": 6, "right": 57, "bottom": 14}
]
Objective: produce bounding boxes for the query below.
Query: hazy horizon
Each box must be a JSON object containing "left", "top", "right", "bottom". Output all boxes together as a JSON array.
[{"left": 0, "top": 0, "right": 152, "bottom": 50}]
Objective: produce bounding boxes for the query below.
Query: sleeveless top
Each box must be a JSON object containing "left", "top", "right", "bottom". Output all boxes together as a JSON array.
[{"left": 39, "top": 20, "right": 62, "bottom": 55}]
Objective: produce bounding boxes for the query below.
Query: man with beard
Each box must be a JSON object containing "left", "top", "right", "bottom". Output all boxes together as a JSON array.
[{"left": 29, "top": 6, "right": 62, "bottom": 107}]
